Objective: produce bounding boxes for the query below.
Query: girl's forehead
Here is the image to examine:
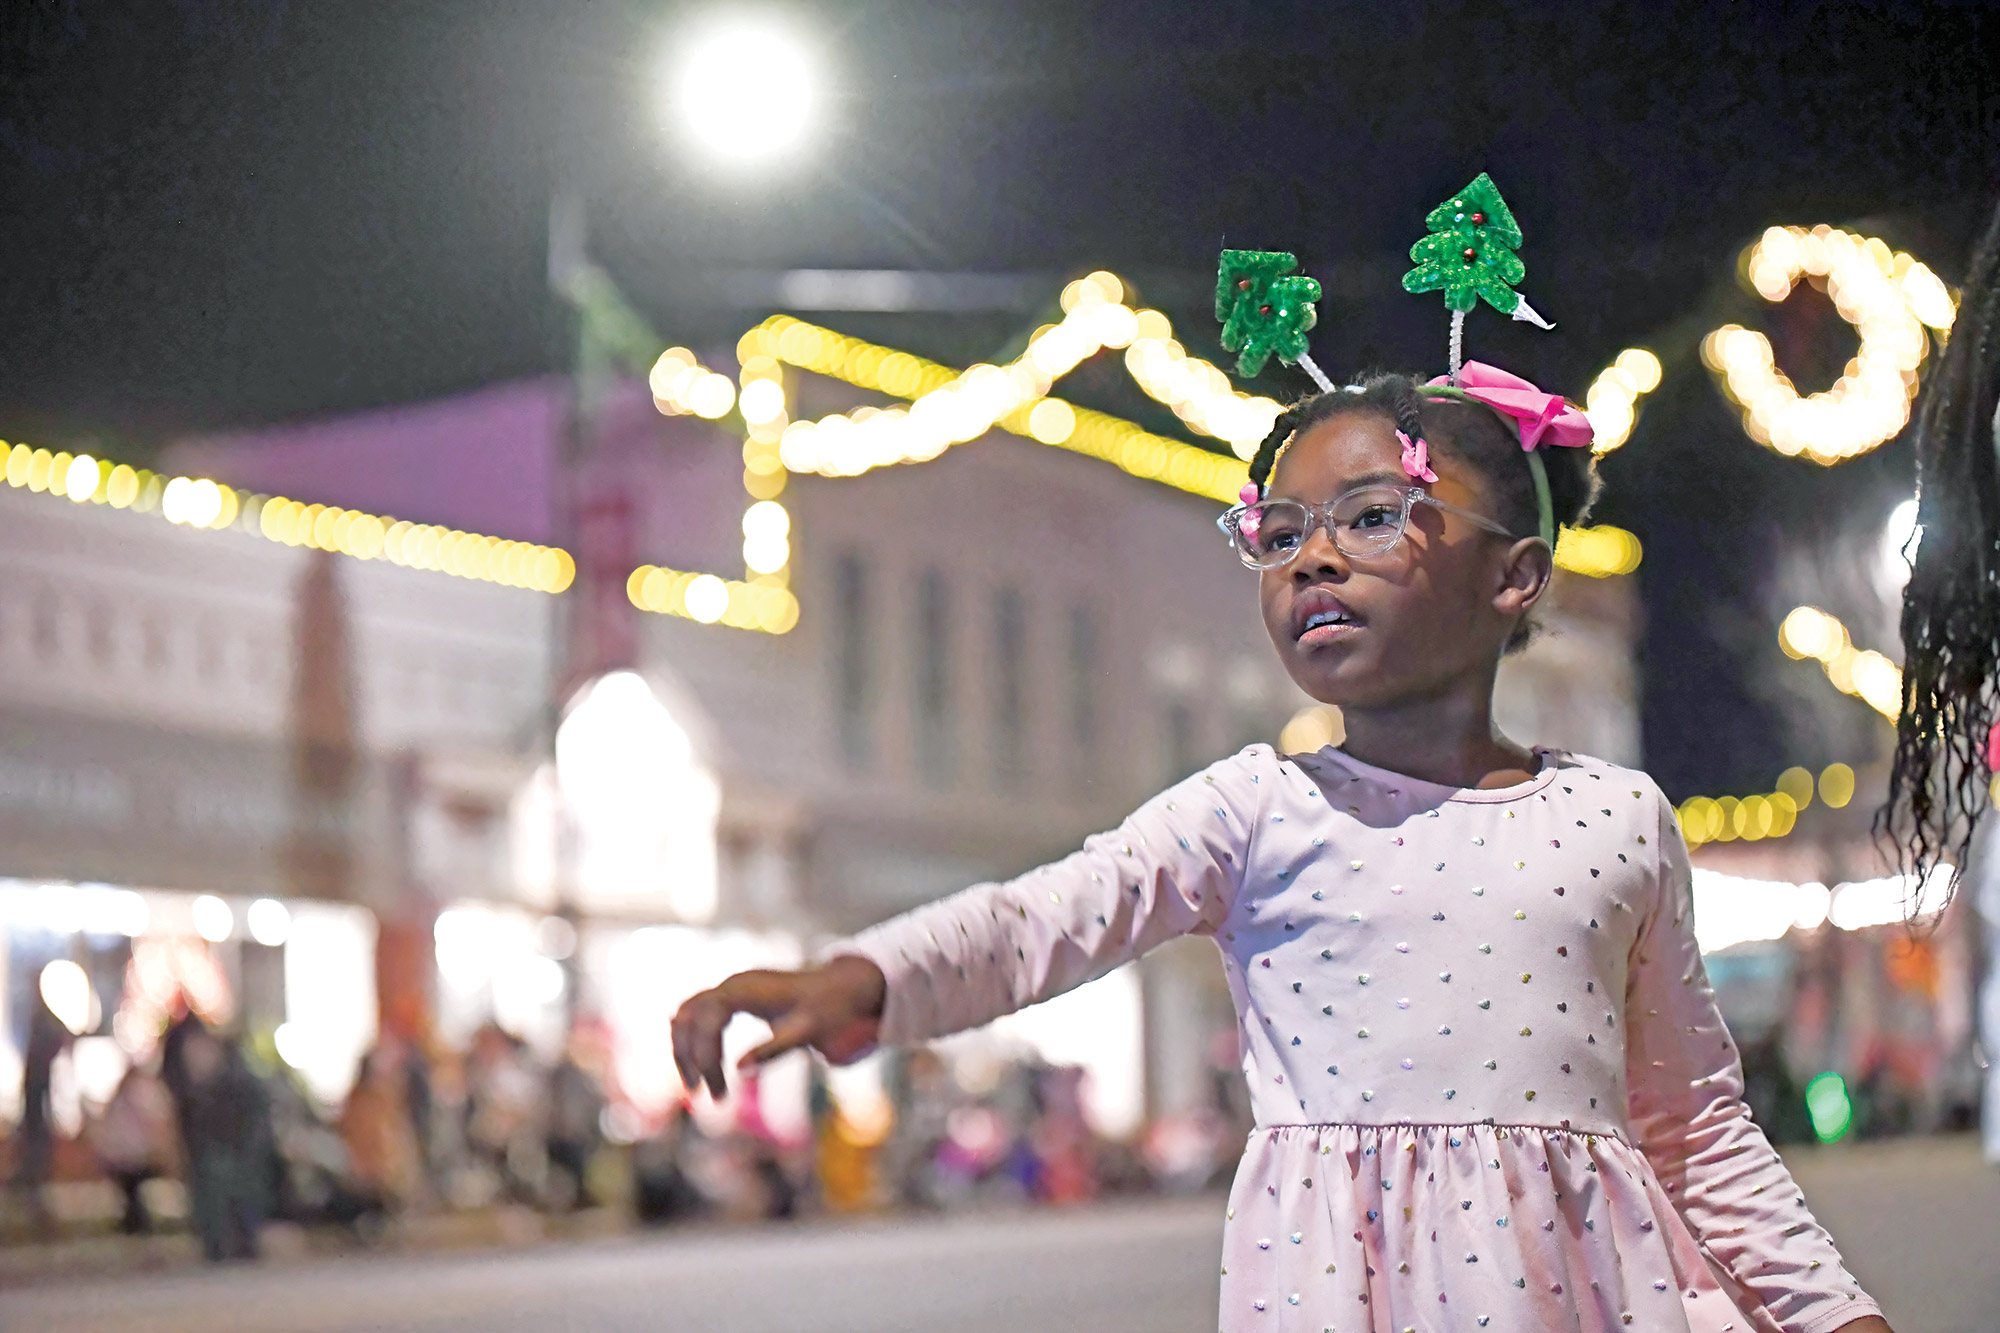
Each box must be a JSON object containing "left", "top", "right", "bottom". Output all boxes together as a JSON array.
[{"left": 1270, "top": 414, "right": 1405, "bottom": 494}]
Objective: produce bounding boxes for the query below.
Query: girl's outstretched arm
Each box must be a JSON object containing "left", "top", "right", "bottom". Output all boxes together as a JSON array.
[
  {"left": 1623, "top": 786, "right": 1893, "bottom": 1333},
  {"left": 672, "top": 744, "right": 1269, "bottom": 1095}
]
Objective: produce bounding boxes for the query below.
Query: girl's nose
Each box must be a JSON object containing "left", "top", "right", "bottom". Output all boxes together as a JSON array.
[{"left": 1291, "top": 520, "right": 1349, "bottom": 579}]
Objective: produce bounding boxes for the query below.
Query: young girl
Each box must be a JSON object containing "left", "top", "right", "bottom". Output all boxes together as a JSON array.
[{"left": 673, "top": 367, "right": 1893, "bottom": 1333}]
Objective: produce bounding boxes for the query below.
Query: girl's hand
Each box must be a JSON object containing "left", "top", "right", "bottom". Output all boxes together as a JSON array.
[{"left": 670, "top": 954, "right": 887, "bottom": 1099}]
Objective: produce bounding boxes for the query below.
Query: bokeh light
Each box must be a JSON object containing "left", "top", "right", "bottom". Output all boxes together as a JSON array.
[
  {"left": 1584, "top": 348, "right": 1662, "bottom": 454},
  {"left": 39, "top": 959, "right": 97, "bottom": 1036},
  {"left": 671, "top": 20, "right": 817, "bottom": 164},
  {"left": 247, "top": 897, "right": 292, "bottom": 947},
  {"left": 627, "top": 563, "right": 800, "bottom": 634},
  {"left": 1704, "top": 225, "right": 1955, "bottom": 464},
  {"left": 191, "top": 893, "right": 234, "bottom": 943},
  {"left": 1779, "top": 605, "right": 1900, "bottom": 720},
  {"left": 1279, "top": 704, "right": 1345, "bottom": 754},
  {"left": 1805, "top": 1071, "right": 1853, "bottom": 1143}
]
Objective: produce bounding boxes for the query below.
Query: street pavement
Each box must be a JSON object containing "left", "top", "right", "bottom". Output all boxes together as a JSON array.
[{"left": 1, "top": 1136, "right": 1994, "bottom": 1333}]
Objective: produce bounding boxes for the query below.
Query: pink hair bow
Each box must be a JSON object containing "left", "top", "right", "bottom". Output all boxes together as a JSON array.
[
  {"left": 1426, "top": 360, "right": 1594, "bottom": 452},
  {"left": 1395, "top": 430, "right": 1438, "bottom": 484},
  {"left": 1236, "top": 482, "right": 1262, "bottom": 544}
]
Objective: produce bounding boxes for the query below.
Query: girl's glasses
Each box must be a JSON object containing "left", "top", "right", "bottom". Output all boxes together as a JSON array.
[{"left": 1217, "top": 485, "right": 1517, "bottom": 570}]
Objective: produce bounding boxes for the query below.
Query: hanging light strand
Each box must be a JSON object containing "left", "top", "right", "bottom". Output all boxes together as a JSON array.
[
  {"left": 1778, "top": 604, "right": 1901, "bottom": 719},
  {"left": 2, "top": 441, "right": 576, "bottom": 594}
]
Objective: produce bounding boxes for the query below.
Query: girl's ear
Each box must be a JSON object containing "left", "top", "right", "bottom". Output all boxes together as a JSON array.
[{"left": 1493, "top": 537, "right": 1554, "bottom": 623}]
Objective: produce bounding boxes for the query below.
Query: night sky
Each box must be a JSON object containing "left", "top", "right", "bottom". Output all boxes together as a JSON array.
[{"left": 4, "top": 0, "right": 1997, "bottom": 797}]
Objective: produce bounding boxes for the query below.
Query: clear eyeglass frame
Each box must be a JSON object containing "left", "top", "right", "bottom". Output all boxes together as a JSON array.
[{"left": 1216, "top": 484, "right": 1518, "bottom": 570}]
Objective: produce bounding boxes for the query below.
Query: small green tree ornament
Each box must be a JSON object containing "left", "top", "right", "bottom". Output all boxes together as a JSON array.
[
  {"left": 1216, "top": 250, "right": 1335, "bottom": 390},
  {"left": 1402, "top": 173, "right": 1552, "bottom": 381}
]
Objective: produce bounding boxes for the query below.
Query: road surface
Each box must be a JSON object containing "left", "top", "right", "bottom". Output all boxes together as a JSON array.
[{"left": 2, "top": 1136, "right": 1994, "bottom": 1333}]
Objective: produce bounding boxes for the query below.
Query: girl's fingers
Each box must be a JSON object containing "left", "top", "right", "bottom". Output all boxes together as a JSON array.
[
  {"left": 738, "top": 1008, "right": 817, "bottom": 1070},
  {"left": 672, "top": 972, "right": 814, "bottom": 1095},
  {"left": 670, "top": 990, "right": 732, "bottom": 1096}
]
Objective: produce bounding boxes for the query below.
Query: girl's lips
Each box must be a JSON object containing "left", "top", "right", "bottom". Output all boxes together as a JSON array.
[
  {"left": 1292, "top": 586, "right": 1359, "bottom": 640},
  {"left": 1297, "top": 621, "right": 1362, "bottom": 650}
]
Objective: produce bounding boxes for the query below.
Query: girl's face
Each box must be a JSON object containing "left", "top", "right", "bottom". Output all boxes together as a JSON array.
[{"left": 1258, "top": 411, "right": 1539, "bottom": 709}]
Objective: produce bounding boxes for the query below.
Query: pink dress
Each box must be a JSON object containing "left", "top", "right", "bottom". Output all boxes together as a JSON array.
[{"left": 840, "top": 744, "right": 1884, "bottom": 1333}]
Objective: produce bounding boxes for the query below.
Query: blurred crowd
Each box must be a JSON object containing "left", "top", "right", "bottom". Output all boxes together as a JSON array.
[
  {"left": 1, "top": 996, "right": 1254, "bottom": 1262},
  {"left": 2, "top": 946, "right": 1977, "bottom": 1265},
  {"left": 2, "top": 996, "right": 625, "bottom": 1260}
]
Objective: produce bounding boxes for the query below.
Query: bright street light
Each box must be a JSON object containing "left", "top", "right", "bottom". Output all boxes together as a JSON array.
[
  {"left": 1877, "top": 496, "right": 1919, "bottom": 600},
  {"left": 670, "top": 19, "right": 817, "bottom": 165}
]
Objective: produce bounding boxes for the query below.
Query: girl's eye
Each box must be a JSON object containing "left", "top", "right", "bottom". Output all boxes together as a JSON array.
[{"left": 1350, "top": 505, "right": 1398, "bottom": 530}]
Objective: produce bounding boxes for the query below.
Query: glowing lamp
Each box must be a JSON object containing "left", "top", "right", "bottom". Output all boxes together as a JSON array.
[{"left": 671, "top": 21, "right": 817, "bottom": 165}]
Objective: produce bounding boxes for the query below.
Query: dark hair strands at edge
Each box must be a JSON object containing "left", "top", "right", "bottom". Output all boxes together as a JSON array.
[
  {"left": 1244, "top": 372, "right": 1601, "bottom": 651},
  {"left": 1882, "top": 194, "right": 2000, "bottom": 902}
]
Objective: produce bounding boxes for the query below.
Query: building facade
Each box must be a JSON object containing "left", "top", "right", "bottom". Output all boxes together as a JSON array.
[{"left": 2, "top": 370, "right": 1642, "bottom": 1137}]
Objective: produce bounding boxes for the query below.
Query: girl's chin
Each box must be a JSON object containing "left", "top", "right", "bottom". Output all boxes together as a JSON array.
[{"left": 1282, "top": 663, "right": 1372, "bottom": 706}]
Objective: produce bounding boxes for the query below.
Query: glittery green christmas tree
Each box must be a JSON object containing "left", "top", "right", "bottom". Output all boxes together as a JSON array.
[
  {"left": 1215, "top": 250, "right": 1333, "bottom": 388},
  {"left": 1402, "top": 173, "right": 1551, "bottom": 379}
]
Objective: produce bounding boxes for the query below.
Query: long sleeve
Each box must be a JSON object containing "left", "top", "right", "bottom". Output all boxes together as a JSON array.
[
  {"left": 833, "top": 745, "right": 1268, "bottom": 1045},
  {"left": 1623, "top": 787, "right": 1884, "bottom": 1333}
]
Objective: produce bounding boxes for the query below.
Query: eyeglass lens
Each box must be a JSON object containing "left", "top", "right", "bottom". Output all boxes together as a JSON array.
[{"left": 1235, "top": 488, "right": 1410, "bottom": 566}]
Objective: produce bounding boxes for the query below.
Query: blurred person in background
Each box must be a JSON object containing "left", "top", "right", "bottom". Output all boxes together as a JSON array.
[
  {"left": 881, "top": 1048, "right": 953, "bottom": 1210},
  {"left": 730, "top": 1066, "right": 803, "bottom": 1221},
  {"left": 544, "top": 1034, "right": 607, "bottom": 1211},
  {"left": 1024, "top": 1064, "right": 1096, "bottom": 1205},
  {"left": 340, "top": 1038, "right": 426, "bottom": 1217},
  {"left": 264, "top": 1065, "right": 386, "bottom": 1239},
  {"left": 8, "top": 993, "right": 70, "bottom": 1237},
  {"left": 464, "top": 1023, "right": 546, "bottom": 1205},
  {"left": 89, "top": 1061, "right": 177, "bottom": 1234},
  {"left": 809, "top": 1069, "right": 882, "bottom": 1214},
  {"left": 421, "top": 1044, "right": 477, "bottom": 1207},
  {"left": 631, "top": 1107, "right": 708, "bottom": 1226},
  {"left": 176, "top": 1023, "right": 273, "bottom": 1262}
]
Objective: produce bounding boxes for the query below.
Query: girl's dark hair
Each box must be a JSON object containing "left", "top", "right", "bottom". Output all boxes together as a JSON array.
[
  {"left": 1245, "top": 371, "right": 1601, "bottom": 649},
  {"left": 1883, "top": 196, "right": 2000, "bottom": 889}
]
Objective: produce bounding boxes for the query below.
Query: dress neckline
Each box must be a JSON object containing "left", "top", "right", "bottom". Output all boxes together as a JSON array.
[{"left": 1305, "top": 744, "right": 1565, "bottom": 804}]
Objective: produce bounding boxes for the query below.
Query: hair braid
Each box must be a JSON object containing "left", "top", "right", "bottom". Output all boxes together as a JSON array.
[
  {"left": 1882, "top": 192, "right": 2000, "bottom": 894},
  {"left": 1247, "top": 400, "right": 1310, "bottom": 494},
  {"left": 1390, "top": 382, "right": 1429, "bottom": 453}
]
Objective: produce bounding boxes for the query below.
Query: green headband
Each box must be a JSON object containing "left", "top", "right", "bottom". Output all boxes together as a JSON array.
[{"left": 1418, "top": 384, "right": 1557, "bottom": 549}]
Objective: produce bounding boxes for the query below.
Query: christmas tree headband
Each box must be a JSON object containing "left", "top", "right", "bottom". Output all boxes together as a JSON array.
[{"left": 1216, "top": 172, "right": 1590, "bottom": 549}]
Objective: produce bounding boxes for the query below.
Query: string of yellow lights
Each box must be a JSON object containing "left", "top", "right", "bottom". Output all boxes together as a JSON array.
[
  {"left": 625, "top": 564, "right": 799, "bottom": 634},
  {"left": 3, "top": 442, "right": 576, "bottom": 595},
  {"left": 1778, "top": 605, "right": 1900, "bottom": 719},
  {"left": 9, "top": 268, "right": 1664, "bottom": 646},
  {"left": 686, "top": 281, "right": 1646, "bottom": 577},
  {"left": 738, "top": 282, "right": 1250, "bottom": 504},
  {"left": 1677, "top": 763, "right": 1854, "bottom": 850}
]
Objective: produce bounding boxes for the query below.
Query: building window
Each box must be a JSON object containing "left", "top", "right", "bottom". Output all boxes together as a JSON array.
[
  {"left": 914, "top": 567, "right": 954, "bottom": 784},
  {"left": 833, "top": 552, "right": 873, "bottom": 769},
  {"left": 991, "top": 586, "right": 1027, "bottom": 788},
  {"left": 1068, "top": 602, "right": 1098, "bottom": 781}
]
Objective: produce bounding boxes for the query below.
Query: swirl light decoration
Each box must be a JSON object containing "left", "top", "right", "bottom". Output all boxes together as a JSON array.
[{"left": 1702, "top": 226, "right": 1955, "bottom": 464}]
